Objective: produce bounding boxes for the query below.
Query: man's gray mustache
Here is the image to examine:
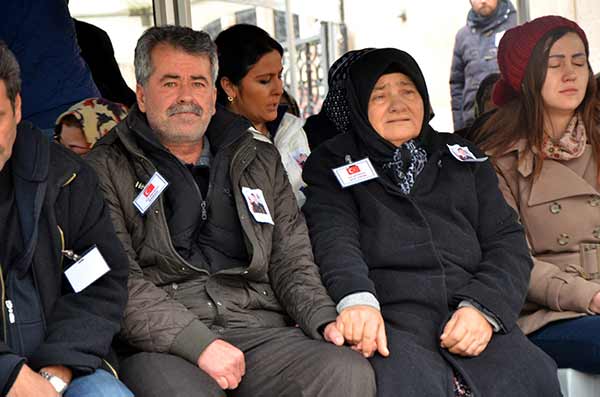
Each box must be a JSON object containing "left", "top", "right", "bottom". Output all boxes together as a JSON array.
[{"left": 167, "top": 104, "right": 203, "bottom": 116}]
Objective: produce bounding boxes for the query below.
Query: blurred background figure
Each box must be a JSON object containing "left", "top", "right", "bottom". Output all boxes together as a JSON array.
[
  {"left": 455, "top": 72, "right": 500, "bottom": 140},
  {"left": 73, "top": 18, "right": 137, "bottom": 108},
  {"left": 0, "top": 0, "right": 100, "bottom": 135},
  {"left": 280, "top": 89, "right": 301, "bottom": 117},
  {"left": 54, "top": 97, "right": 128, "bottom": 155},
  {"left": 450, "top": 0, "right": 516, "bottom": 131},
  {"left": 215, "top": 24, "right": 310, "bottom": 206}
]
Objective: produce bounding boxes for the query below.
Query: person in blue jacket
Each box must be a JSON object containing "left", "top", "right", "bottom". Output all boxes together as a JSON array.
[
  {"left": 0, "top": 0, "right": 100, "bottom": 133},
  {"left": 450, "top": 0, "right": 516, "bottom": 131}
]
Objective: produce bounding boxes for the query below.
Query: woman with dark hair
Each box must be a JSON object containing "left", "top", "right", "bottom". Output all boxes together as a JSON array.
[
  {"left": 215, "top": 24, "right": 310, "bottom": 205},
  {"left": 302, "top": 47, "right": 560, "bottom": 396},
  {"left": 476, "top": 16, "right": 600, "bottom": 373}
]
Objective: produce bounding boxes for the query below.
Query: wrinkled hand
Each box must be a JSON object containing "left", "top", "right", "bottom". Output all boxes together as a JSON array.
[
  {"left": 440, "top": 307, "right": 492, "bottom": 357},
  {"left": 7, "top": 364, "right": 59, "bottom": 397},
  {"left": 336, "top": 305, "right": 389, "bottom": 358},
  {"left": 197, "top": 339, "right": 245, "bottom": 390},
  {"left": 588, "top": 291, "right": 600, "bottom": 313}
]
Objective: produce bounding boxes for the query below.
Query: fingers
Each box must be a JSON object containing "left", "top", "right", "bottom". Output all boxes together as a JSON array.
[
  {"left": 441, "top": 319, "right": 467, "bottom": 350},
  {"left": 440, "top": 314, "right": 458, "bottom": 345},
  {"left": 216, "top": 376, "right": 229, "bottom": 390},
  {"left": 376, "top": 322, "right": 390, "bottom": 357},
  {"left": 324, "top": 323, "right": 345, "bottom": 346},
  {"left": 361, "top": 318, "right": 378, "bottom": 357}
]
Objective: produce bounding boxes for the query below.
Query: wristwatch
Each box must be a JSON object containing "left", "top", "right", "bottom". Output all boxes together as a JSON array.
[{"left": 39, "top": 370, "right": 68, "bottom": 395}]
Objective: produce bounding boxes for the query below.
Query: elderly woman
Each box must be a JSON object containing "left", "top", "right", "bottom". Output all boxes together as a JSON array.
[
  {"left": 302, "top": 48, "right": 560, "bottom": 396},
  {"left": 215, "top": 24, "right": 310, "bottom": 205},
  {"left": 475, "top": 16, "right": 600, "bottom": 373}
]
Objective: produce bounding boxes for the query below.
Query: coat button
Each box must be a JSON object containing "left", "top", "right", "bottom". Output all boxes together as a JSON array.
[
  {"left": 549, "top": 202, "right": 562, "bottom": 214},
  {"left": 589, "top": 196, "right": 600, "bottom": 207},
  {"left": 594, "top": 227, "right": 600, "bottom": 239},
  {"left": 557, "top": 233, "right": 570, "bottom": 246}
]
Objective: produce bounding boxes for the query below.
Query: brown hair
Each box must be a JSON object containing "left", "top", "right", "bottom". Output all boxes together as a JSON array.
[{"left": 475, "top": 28, "right": 600, "bottom": 179}]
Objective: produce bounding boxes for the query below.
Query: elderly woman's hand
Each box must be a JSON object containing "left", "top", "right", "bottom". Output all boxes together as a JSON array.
[
  {"left": 440, "top": 307, "right": 493, "bottom": 357},
  {"left": 336, "top": 305, "right": 390, "bottom": 358}
]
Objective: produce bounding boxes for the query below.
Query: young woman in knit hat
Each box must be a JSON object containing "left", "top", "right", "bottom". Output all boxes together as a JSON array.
[{"left": 476, "top": 15, "right": 600, "bottom": 373}]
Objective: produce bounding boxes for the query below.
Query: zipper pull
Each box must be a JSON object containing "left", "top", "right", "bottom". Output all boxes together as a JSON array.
[
  {"left": 201, "top": 201, "right": 207, "bottom": 221},
  {"left": 5, "top": 300, "right": 15, "bottom": 324}
]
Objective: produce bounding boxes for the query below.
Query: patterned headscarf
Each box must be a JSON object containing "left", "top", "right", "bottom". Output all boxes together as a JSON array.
[
  {"left": 55, "top": 98, "right": 128, "bottom": 146},
  {"left": 321, "top": 48, "right": 376, "bottom": 134}
]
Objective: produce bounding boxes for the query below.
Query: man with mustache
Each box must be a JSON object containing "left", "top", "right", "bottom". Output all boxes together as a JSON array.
[{"left": 86, "top": 26, "right": 374, "bottom": 397}]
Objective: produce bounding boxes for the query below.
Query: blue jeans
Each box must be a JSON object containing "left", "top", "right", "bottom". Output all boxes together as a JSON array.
[
  {"left": 64, "top": 369, "right": 133, "bottom": 397},
  {"left": 529, "top": 316, "right": 600, "bottom": 374}
]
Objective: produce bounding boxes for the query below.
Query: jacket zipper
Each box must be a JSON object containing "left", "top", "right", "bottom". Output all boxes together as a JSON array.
[{"left": 137, "top": 156, "right": 208, "bottom": 274}]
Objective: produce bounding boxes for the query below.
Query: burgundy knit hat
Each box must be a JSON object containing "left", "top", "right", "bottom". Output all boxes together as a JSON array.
[{"left": 492, "top": 15, "right": 588, "bottom": 106}]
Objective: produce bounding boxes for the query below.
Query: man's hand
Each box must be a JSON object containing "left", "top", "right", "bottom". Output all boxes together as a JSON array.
[
  {"left": 336, "top": 305, "right": 389, "bottom": 358},
  {"left": 588, "top": 291, "right": 600, "bottom": 313},
  {"left": 7, "top": 364, "right": 59, "bottom": 397},
  {"left": 440, "top": 307, "right": 493, "bottom": 357},
  {"left": 197, "top": 339, "right": 245, "bottom": 390}
]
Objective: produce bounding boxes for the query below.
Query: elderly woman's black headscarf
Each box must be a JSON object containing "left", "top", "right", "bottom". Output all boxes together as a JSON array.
[{"left": 344, "top": 48, "right": 434, "bottom": 194}]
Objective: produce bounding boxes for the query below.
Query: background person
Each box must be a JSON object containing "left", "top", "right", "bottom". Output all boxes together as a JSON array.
[
  {"left": 302, "top": 47, "right": 560, "bottom": 396},
  {"left": 476, "top": 16, "right": 600, "bottom": 373},
  {"left": 450, "top": 0, "right": 516, "bottom": 131},
  {"left": 54, "top": 97, "right": 128, "bottom": 155},
  {"left": 0, "top": 0, "right": 100, "bottom": 134},
  {"left": 215, "top": 24, "right": 310, "bottom": 206}
]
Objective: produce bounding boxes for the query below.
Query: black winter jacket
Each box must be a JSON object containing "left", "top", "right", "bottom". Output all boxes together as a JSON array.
[
  {"left": 302, "top": 128, "right": 561, "bottom": 396},
  {"left": 0, "top": 122, "right": 128, "bottom": 394}
]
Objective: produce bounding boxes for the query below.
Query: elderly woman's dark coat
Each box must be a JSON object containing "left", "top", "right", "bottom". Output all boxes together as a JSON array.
[{"left": 302, "top": 48, "right": 560, "bottom": 397}]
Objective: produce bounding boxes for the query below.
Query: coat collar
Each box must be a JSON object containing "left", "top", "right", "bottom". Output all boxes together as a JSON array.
[{"left": 502, "top": 139, "right": 598, "bottom": 205}]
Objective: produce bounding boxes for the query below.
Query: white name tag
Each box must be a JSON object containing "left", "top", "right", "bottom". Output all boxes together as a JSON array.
[
  {"left": 242, "top": 187, "right": 274, "bottom": 225},
  {"left": 447, "top": 144, "right": 488, "bottom": 162},
  {"left": 65, "top": 246, "right": 110, "bottom": 293},
  {"left": 133, "top": 172, "right": 169, "bottom": 214},
  {"left": 333, "top": 158, "right": 379, "bottom": 188}
]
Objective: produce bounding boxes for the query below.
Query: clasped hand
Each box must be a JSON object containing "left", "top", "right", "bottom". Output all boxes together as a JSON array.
[
  {"left": 324, "top": 305, "right": 389, "bottom": 358},
  {"left": 440, "top": 307, "right": 493, "bottom": 357}
]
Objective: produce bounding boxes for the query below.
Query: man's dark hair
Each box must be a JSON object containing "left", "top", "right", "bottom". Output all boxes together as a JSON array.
[
  {"left": 0, "top": 41, "right": 21, "bottom": 111},
  {"left": 135, "top": 25, "right": 218, "bottom": 86}
]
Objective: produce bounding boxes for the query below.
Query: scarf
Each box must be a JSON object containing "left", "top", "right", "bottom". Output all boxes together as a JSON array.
[
  {"left": 55, "top": 97, "right": 128, "bottom": 146},
  {"left": 542, "top": 113, "right": 586, "bottom": 160},
  {"left": 321, "top": 48, "right": 376, "bottom": 135},
  {"left": 383, "top": 140, "right": 428, "bottom": 194}
]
